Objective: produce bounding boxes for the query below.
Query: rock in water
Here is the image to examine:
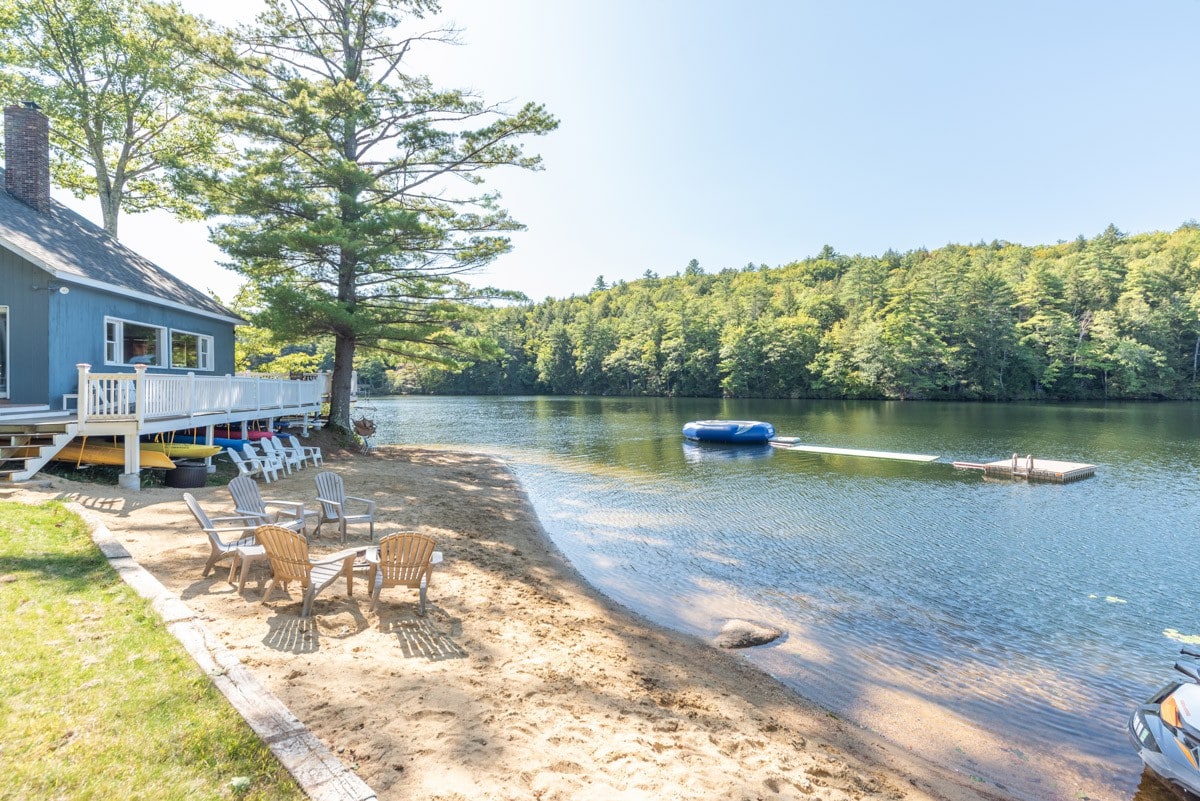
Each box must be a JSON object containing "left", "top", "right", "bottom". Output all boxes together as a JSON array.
[{"left": 714, "top": 619, "right": 782, "bottom": 649}]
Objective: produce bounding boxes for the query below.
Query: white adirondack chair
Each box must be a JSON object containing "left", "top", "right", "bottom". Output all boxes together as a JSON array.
[
  {"left": 281, "top": 434, "right": 323, "bottom": 467},
  {"left": 244, "top": 443, "right": 282, "bottom": 482},
  {"left": 226, "top": 446, "right": 273, "bottom": 483},
  {"left": 262, "top": 436, "right": 302, "bottom": 474}
]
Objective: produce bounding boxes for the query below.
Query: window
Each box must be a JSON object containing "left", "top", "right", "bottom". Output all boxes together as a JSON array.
[
  {"left": 170, "top": 330, "right": 213, "bottom": 371},
  {"left": 104, "top": 318, "right": 165, "bottom": 367}
]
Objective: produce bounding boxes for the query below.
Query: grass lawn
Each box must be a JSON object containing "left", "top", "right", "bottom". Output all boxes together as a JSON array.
[{"left": 0, "top": 500, "right": 304, "bottom": 800}]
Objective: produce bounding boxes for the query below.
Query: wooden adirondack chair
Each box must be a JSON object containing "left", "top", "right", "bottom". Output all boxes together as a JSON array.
[
  {"left": 255, "top": 524, "right": 358, "bottom": 618},
  {"left": 313, "top": 471, "right": 376, "bottom": 543},
  {"left": 367, "top": 532, "right": 442, "bottom": 615},
  {"left": 183, "top": 492, "right": 266, "bottom": 591}
]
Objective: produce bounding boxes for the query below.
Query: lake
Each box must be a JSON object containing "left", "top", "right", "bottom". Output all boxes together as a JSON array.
[{"left": 361, "top": 395, "right": 1200, "bottom": 800}]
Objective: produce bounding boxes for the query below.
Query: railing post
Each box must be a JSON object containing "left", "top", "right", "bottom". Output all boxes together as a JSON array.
[
  {"left": 76, "top": 363, "right": 91, "bottom": 425},
  {"left": 256, "top": 375, "right": 263, "bottom": 411},
  {"left": 133, "top": 364, "right": 147, "bottom": 426},
  {"left": 226, "top": 373, "right": 233, "bottom": 413},
  {"left": 187, "top": 372, "right": 196, "bottom": 418}
]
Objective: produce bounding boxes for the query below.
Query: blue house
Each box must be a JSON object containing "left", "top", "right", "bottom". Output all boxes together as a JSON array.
[{"left": 0, "top": 102, "right": 326, "bottom": 487}]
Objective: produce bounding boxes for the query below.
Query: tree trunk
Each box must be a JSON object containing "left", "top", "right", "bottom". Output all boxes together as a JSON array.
[
  {"left": 328, "top": 333, "right": 356, "bottom": 432},
  {"left": 99, "top": 188, "right": 120, "bottom": 238}
]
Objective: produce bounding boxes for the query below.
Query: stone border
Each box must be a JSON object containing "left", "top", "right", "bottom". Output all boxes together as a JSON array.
[{"left": 68, "top": 502, "right": 377, "bottom": 801}]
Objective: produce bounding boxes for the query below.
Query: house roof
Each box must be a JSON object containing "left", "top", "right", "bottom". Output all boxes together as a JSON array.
[{"left": 0, "top": 168, "right": 242, "bottom": 325}]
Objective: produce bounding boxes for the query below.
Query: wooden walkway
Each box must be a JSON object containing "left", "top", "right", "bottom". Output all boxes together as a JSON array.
[{"left": 952, "top": 454, "right": 1097, "bottom": 483}]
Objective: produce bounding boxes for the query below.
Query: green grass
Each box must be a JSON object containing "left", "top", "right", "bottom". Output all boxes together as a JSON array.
[{"left": 0, "top": 501, "right": 304, "bottom": 800}]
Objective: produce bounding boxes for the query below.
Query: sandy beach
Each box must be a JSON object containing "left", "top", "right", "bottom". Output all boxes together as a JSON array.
[{"left": 7, "top": 440, "right": 1028, "bottom": 801}]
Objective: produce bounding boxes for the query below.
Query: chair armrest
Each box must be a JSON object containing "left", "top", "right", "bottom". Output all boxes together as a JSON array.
[
  {"left": 345, "top": 496, "right": 377, "bottom": 514},
  {"left": 311, "top": 552, "right": 358, "bottom": 568},
  {"left": 209, "top": 513, "right": 263, "bottom": 525},
  {"left": 315, "top": 496, "right": 343, "bottom": 513},
  {"left": 204, "top": 524, "right": 261, "bottom": 536},
  {"left": 263, "top": 500, "right": 306, "bottom": 514},
  {"left": 232, "top": 507, "right": 272, "bottom": 522}
]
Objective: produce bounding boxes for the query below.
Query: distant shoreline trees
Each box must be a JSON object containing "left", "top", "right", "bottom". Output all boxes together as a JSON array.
[{"left": 392, "top": 224, "right": 1200, "bottom": 402}]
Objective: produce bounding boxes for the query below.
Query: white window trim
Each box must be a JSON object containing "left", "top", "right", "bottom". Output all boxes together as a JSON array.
[
  {"left": 103, "top": 316, "right": 167, "bottom": 368},
  {"left": 169, "top": 327, "right": 215, "bottom": 372}
]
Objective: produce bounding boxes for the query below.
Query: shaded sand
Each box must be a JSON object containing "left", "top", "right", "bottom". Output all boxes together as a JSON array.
[{"left": 7, "top": 442, "right": 1027, "bottom": 801}]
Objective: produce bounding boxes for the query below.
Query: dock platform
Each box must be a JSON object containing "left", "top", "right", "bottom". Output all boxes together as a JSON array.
[{"left": 952, "top": 454, "right": 1096, "bottom": 483}]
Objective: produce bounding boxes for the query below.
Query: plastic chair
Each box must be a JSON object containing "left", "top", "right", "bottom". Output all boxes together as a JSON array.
[
  {"left": 243, "top": 443, "right": 281, "bottom": 482},
  {"left": 183, "top": 492, "right": 266, "bottom": 591},
  {"left": 227, "top": 475, "right": 316, "bottom": 534},
  {"left": 367, "top": 532, "right": 442, "bottom": 615},
  {"left": 255, "top": 524, "right": 358, "bottom": 618},
  {"left": 313, "top": 471, "right": 377, "bottom": 543},
  {"left": 262, "top": 436, "right": 302, "bottom": 475},
  {"left": 226, "top": 446, "right": 271, "bottom": 482},
  {"left": 280, "top": 434, "right": 323, "bottom": 467}
]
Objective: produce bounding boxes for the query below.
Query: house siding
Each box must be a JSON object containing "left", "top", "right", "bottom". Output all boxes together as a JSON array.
[
  {"left": 0, "top": 247, "right": 236, "bottom": 408},
  {"left": 0, "top": 248, "right": 51, "bottom": 404},
  {"left": 46, "top": 283, "right": 236, "bottom": 404}
]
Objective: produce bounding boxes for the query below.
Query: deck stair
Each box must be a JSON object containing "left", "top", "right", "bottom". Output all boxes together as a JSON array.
[{"left": 0, "top": 420, "right": 79, "bottom": 482}]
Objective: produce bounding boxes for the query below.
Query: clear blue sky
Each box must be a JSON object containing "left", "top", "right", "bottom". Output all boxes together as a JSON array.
[{"left": 60, "top": 0, "right": 1200, "bottom": 303}]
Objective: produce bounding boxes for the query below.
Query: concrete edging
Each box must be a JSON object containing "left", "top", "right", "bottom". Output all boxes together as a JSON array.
[{"left": 69, "top": 502, "right": 377, "bottom": 801}]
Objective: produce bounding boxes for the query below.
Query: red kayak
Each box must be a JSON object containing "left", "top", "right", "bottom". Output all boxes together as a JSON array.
[{"left": 213, "top": 427, "right": 274, "bottom": 440}]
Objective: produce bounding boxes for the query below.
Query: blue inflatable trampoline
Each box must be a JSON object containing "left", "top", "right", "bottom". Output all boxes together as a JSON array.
[{"left": 682, "top": 419, "right": 775, "bottom": 444}]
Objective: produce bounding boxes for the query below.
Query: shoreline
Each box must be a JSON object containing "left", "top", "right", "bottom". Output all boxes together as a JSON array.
[{"left": 8, "top": 443, "right": 1048, "bottom": 800}]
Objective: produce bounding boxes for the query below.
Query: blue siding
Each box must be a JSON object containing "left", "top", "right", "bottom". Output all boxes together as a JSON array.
[
  {"left": 0, "top": 250, "right": 51, "bottom": 403},
  {"left": 1, "top": 248, "right": 238, "bottom": 407}
]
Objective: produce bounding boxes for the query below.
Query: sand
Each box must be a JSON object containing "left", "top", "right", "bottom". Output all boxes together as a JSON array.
[{"left": 6, "top": 440, "right": 1026, "bottom": 801}]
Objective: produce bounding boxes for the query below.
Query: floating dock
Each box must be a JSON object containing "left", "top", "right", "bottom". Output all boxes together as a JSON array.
[
  {"left": 770, "top": 438, "right": 939, "bottom": 463},
  {"left": 952, "top": 454, "right": 1097, "bottom": 483}
]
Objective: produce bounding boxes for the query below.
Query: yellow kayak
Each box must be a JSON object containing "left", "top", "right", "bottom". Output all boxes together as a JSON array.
[
  {"left": 141, "top": 442, "right": 222, "bottom": 458},
  {"left": 53, "top": 441, "right": 176, "bottom": 469}
]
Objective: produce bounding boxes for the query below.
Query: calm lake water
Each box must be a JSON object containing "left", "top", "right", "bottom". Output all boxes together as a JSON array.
[{"left": 363, "top": 395, "right": 1200, "bottom": 800}]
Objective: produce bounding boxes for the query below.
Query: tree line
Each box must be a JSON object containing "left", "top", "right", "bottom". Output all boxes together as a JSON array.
[{"left": 385, "top": 224, "right": 1200, "bottom": 401}]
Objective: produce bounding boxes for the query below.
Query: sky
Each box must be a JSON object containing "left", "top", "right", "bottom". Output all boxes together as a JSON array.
[{"left": 53, "top": 0, "right": 1200, "bottom": 303}]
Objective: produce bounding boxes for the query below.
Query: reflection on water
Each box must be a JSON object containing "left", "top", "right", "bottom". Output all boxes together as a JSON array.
[
  {"left": 367, "top": 396, "right": 1200, "bottom": 800},
  {"left": 681, "top": 440, "right": 775, "bottom": 462}
]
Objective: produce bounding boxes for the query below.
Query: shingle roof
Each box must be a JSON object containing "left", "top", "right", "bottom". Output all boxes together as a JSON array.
[{"left": 0, "top": 168, "right": 241, "bottom": 323}]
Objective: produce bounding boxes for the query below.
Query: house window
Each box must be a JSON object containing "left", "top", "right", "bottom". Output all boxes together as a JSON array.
[
  {"left": 104, "top": 318, "right": 165, "bottom": 367},
  {"left": 170, "top": 330, "right": 213, "bottom": 371}
]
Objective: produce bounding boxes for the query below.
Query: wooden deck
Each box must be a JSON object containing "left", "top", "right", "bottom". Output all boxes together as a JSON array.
[{"left": 953, "top": 455, "right": 1097, "bottom": 483}]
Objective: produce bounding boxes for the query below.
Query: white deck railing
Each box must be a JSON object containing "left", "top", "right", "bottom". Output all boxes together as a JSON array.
[{"left": 75, "top": 364, "right": 330, "bottom": 425}]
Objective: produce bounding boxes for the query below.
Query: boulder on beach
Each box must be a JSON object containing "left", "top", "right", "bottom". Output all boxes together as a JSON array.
[{"left": 714, "top": 619, "right": 783, "bottom": 649}]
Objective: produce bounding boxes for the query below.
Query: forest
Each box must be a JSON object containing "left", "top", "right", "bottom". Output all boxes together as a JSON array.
[{"left": 367, "top": 224, "right": 1200, "bottom": 402}]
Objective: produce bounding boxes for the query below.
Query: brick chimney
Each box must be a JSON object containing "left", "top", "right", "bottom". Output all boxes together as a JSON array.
[{"left": 4, "top": 101, "right": 51, "bottom": 212}]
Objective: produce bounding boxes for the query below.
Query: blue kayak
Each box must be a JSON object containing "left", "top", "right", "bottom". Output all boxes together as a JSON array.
[
  {"left": 170, "top": 434, "right": 249, "bottom": 449},
  {"left": 682, "top": 419, "right": 776, "bottom": 444}
]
